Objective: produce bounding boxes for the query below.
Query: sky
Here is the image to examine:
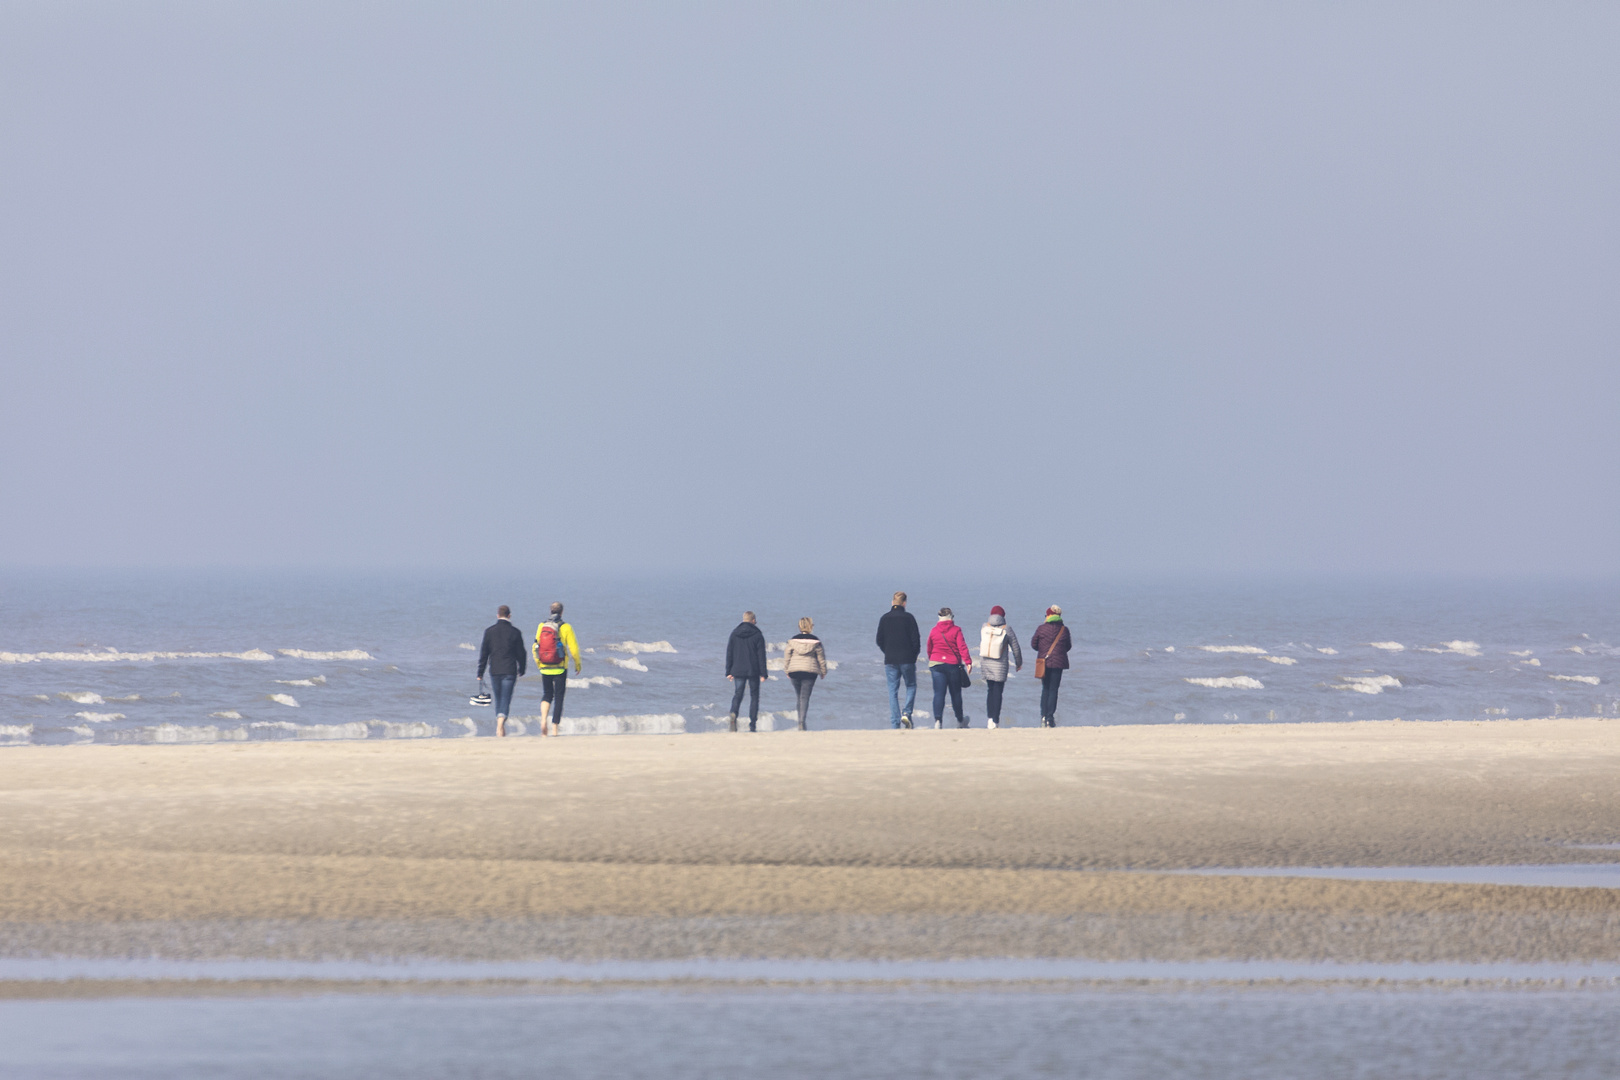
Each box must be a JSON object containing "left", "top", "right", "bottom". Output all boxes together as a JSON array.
[{"left": 2, "top": 2, "right": 1616, "bottom": 577}]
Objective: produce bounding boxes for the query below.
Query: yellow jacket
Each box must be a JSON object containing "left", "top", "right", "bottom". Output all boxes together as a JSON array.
[{"left": 533, "top": 620, "right": 582, "bottom": 675}]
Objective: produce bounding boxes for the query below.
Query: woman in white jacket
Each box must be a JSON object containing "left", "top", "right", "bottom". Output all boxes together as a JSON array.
[
  {"left": 782, "top": 617, "right": 829, "bottom": 731},
  {"left": 977, "top": 606, "right": 1023, "bottom": 728}
]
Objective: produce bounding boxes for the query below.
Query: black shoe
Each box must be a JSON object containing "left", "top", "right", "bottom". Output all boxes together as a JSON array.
[
  {"left": 748, "top": 720, "right": 757, "bottom": 732},
  {"left": 728, "top": 714, "right": 738, "bottom": 733},
  {"left": 957, "top": 718, "right": 969, "bottom": 729},
  {"left": 900, "top": 714, "right": 914, "bottom": 729}
]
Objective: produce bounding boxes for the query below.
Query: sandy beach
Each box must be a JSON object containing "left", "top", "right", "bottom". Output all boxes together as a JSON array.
[{"left": 3, "top": 719, "right": 1618, "bottom": 981}]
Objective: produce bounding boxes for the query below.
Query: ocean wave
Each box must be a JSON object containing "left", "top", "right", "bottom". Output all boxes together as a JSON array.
[
  {"left": 1164, "top": 646, "right": 1175, "bottom": 653},
  {"left": 604, "top": 656, "right": 649, "bottom": 672},
  {"left": 1183, "top": 677, "right": 1263, "bottom": 689},
  {"left": 0, "top": 724, "right": 34, "bottom": 745},
  {"left": 1521, "top": 658, "right": 1542, "bottom": 667},
  {"left": 73, "top": 711, "right": 125, "bottom": 723},
  {"left": 276, "top": 649, "right": 373, "bottom": 661},
  {"left": 112, "top": 724, "right": 247, "bottom": 745},
  {"left": 66, "top": 725, "right": 94, "bottom": 741},
  {"left": 1369, "top": 642, "right": 1405, "bottom": 652},
  {"left": 606, "top": 641, "right": 677, "bottom": 655},
  {"left": 268, "top": 694, "right": 299, "bottom": 707},
  {"left": 368, "top": 720, "right": 438, "bottom": 739},
  {"left": 275, "top": 676, "right": 327, "bottom": 687},
  {"left": 1197, "top": 646, "right": 1268, "bottom": 655},
  {"left": 568, "top": 676, "right": 623, "bottom": 688},
  {"left": 1550, "top": 675, "right": 1601, "bottom": 685},
  {"left": 1510, "top": 650, "right": 1534, "bottom": 658},
  {"left": 1261, "top": 656, "right": 1298, "bottom": 666},
  {"left": 704, "top": 712, "right": 786, "bottom": 731},
  {"left": 1418, "top": 641, "right": 1483, "bottom": 657},
  {"left": 31, "top": 694, "right": 48, "bottom": 701},
  {"left": 766, "top": 657, "right": 787, "bottom": 671},
  {"left": 458, "top": 643, "right": 476, "bottom": 650},
  {"left": 57, "top": 691, "right": 104, "bottom": 704},
  {"left": 209, "top": 711, "right": 243, "bottom": 720},
  {"left": 247, "top": 720, "right": 369, "bottom": 740},
  {"left": 1333, "top": 675, "right": 1402, "bottom": 695},
  {"left": 766, "top": 642, "right": 786, "bottom": 654},
  {"left": 108, "top": 694, "right": 141, "bottom": 703},
  {"left": 445, "top": 717, "right": 477, "bottom": 737},
  {"left": 1316, "top": 647, "right": 1338, "bottom": 655},
  {"left": 2, "top": 648, "right": 275, "bottom": 664},
  {"left": 558, "top": 713, "right": 687, "bottom": 736}
]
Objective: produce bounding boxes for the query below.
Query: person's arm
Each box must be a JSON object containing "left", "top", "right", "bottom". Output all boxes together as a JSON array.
[
  {"left": 876, "top": 618, "right": 887, "bottom": 654},
  {"left": 477, "top": 630, "right": 491, "bottom": 679},
  {"left": 957, "top": 626, "right": 971, "bottom": 669},
  {"left": 516, "top": 626, "right": 527, "bottom": 678},
  {"left": 1061, "top": 625, "right": 1072, "bottom": 656},
  {"left": 1009, "top": 628, "right": 1023, "bottom": 670},
  {"left": 725, "top": 632, "right": 735, "bottom": 678},
  {"left": 816, "top": 641, "right": 827, "bottom": 677},
  {"left": 564, "top": 624, "right": 582, "bottom": 673},
  {"left": 907, "top": 616, "right": 921, "bottom": 660},
  {"left": 754, "top": 634, "right": 767, "bottom": 678}
]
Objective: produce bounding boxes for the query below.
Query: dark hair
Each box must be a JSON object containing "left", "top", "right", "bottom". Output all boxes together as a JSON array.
[
  {"left": 497, "top": 605, "right": 511, "bottom": 618},
  {"left": 938, "top": 607, "right": 953, "bottom": 618},
  {"left": 551, "top": 602, "right": 563, "bottom": 615}
]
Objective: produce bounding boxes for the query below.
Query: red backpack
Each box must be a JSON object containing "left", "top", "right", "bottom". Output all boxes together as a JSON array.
[{"left": 534, "top": 623, "right": 566, "bottom": 666}]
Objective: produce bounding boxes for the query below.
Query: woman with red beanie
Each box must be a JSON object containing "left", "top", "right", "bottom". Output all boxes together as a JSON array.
[
  {"left": 1028, "top": 605, "right": 1072, "bottom": 727},
  {"left": 977, "top": 605, "right": 1023, "bottom": 728},
  {"left": 926, "top": 607, "right": 972, "bottom": 728}
]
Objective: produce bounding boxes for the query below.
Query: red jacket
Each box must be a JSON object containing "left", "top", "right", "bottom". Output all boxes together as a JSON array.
[{"left": 927, "top": 620, "right": 972, "bottom": 667}]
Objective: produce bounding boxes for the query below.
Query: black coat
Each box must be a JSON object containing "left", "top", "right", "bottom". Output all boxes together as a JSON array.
[
  {"left": 875, "top": 606, "right": 921, "bottom": 665},
  {"left": 478, "top": 619, "right": 528, "bottom": 678},
  {"left": 726, "top": 621, "right": 768, "bottom": 678}
]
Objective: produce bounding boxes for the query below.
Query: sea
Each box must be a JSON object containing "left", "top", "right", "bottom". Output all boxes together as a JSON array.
[{"left": 3, "top": 571, "right": 1617, "bottom": 744}]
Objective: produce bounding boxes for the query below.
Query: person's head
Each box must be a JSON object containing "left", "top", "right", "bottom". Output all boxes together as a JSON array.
[
  {"left": 743, "top": 611, "right": 756, "bottom": 624},
  {"left": 938, "top": 606, "right": 953, "bottom": 620},
  {"left": 892, "top": 591, "right": 907, "bottom": 607},
  {"left": 990, "top": 605, "right": 1005, "bottom": 617},
  {"left": 550, "top": 602, "right": 564, "bottom": 617},
  {"left": 798, "top": 616, "right": 814, "bottom": 634},
  {"left": 497, "top": 605, "right": 511, "bottom": 619},
  {"left": 1046, "top": 604, "right": 1062, "bottom": 618}
]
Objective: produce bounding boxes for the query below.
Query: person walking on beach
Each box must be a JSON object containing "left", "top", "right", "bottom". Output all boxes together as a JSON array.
[
  {"left": 533, "top": 601, "right": 582, "bottom": 737},
  {"left": 782, "top": 617, "right": 829, "bottom": 731},
  {"left": 927, "top": 607, "right": 972, "bottom": 729},
  {"left": 876, "top": 592, "right": 921, "bottom": 728},
  {"left": 477, "top": 605, "right": 527, "bottom": 737},
  {"left": 1029, "top": 605, "right": 1073, "bottom": 728},
  {"left": 978, "top": 605, "right": 1023, "bottom": 728},
  {"left": 725, "top": 611, "right": 769, "bottom": 732}
]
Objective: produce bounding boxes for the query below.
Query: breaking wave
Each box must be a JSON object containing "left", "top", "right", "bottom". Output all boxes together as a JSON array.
[
  {"left": 210, "top": 711, "right": 244, "bottom": 720},
  {"left": 276, "top": 649, "right": 373, "bottom": 661},
  {"left": 1183, "top": 677, "right": 1264, "bottom": 689},
  {"left": 557, "top": 713, "right": 687, "bottom": 736},
  {"left": 1419, "top": 641, "right": 1483, "bottom": 657},
  {"left": 248, "top": 721, "right": 369, "bottom": 740},
  {"left": 604, "top": 656, "right": 649, "bottom": 672},
  {"left": 268, "top": 694, "right": 299, "bottom": 707},
  {"left": 57, "top": 692, "right": 105, "bottom": 704},
  {"left": 112, "top": 724, "right": 247, "bottom": 745},
  {"left": 568, "top": 675, "right": 623, "bottom": 688},
  {"left": 1316, "top": 647, "right": 1338, "bottom": 655},
  {"left": 1369, "top": 642, "right": 1405, "bottom": 652},
  {"left": 1, "top": 648, "right": 275, "bottom": 664},
  {"left": 606, "top": 641, "right": 677, "bottom": 655},
  {"left": 1261, "top": 656, "right": 1298, "bottom": 666},
  {"left": 275, "top": 676, "right": 327, "bottom": 687},
  {"left": 73, "top": 711, "right": 124, "bottom": 723},
  {"left": 445, "top": 717, "right": 477, "bottom": 736},
  {"left": 0, "top": 724, "right": 35, "bottom": 745},
  {"left": 1550, "top": 675, "right": 1601, "bottom": 685},
  {"left": 458, "top": 643, "right": 476, "bottom": 650},
  {"left": 1197, "top": 646, "right": 1268, "bottom": 655},
  {"left": 1333, "top": 675, "right": 1402, "bottom": 695}
]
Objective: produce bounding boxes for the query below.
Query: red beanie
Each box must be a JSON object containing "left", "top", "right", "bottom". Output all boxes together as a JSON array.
[
  {"left": 1045, "top": 606, "right": 1058, "bottom": 617},
  {"left": 990, "top": 605, "right": 1005, "bottom": 616}
]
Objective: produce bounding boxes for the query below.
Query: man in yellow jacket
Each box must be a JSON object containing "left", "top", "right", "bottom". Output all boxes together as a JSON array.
[{"left": 533, "top": 601, "right": 583, "bottom": 737}]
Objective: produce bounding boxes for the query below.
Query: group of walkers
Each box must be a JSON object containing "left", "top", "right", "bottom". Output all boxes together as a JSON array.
[{"left": 476, "top": 592, "right": 1071, "bottom": 735}]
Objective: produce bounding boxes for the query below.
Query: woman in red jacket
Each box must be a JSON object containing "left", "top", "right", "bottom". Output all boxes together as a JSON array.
[{"left": 926, "top": 607, "right": 972, "bottom": 729}]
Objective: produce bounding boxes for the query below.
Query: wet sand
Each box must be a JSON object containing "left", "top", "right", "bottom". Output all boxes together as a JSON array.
[{"left": 3, "top": 720, "right": 1618, "bottom": 976}]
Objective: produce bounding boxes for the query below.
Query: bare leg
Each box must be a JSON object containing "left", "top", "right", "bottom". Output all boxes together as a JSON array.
[
  {"left": 495, "top": 714, "right": 506, "bottom": 738},
  {"left": 538, "top": 700, "right": 552, "bottom": 737}
]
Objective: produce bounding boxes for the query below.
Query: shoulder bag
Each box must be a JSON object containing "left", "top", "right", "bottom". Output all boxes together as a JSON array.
[{"left": 1034, "top": 627, "right": 1063, "bottom": 680}]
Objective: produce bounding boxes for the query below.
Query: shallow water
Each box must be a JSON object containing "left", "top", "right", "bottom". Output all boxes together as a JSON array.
[
  {"left": 1180, "top": 864, "right": 1620, "bottom": 889},
  {"left": 4, "top": 988, "right": 1619, "bottom": 1079},
  {"left": 3, "top": 572, "right": 1617, "bottom": 743}
]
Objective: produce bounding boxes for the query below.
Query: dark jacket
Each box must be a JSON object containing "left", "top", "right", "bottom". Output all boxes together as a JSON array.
[
  {"left": 1029, "top": 619, "right": 1072, "bottom": 671},
  {"left": 875, "top": 606, "right": 921, "bottom": 666},
  {"left": 726, "top": 621, "right": 768, "bottom": 679},
  {"left": 478, "top": 619, "right": 528, "bottom": 678}
]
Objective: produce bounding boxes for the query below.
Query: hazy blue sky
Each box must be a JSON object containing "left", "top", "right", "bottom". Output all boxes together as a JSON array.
[{"left": 3, "top": 3, "right": 1616, "bottom": 576}]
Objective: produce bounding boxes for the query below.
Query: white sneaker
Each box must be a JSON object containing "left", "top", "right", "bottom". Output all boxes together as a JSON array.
[
  {"left": 933, "top": 719, "right": 942, "bottom": 729},
  {"left": 987, "top": 718, "right": 998, "bottom": 729}
]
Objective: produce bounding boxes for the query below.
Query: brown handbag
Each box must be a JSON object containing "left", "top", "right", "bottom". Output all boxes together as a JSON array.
[{"left": 1034, "top": 625, "right": 1063, "bottom": 679}]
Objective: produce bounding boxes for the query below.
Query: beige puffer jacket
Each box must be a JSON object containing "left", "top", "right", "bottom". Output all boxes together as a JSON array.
[{"left": 782, "top": 634, "right": 828, "bottom": 676}]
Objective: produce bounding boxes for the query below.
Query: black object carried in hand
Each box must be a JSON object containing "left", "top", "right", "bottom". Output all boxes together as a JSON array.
[{"left": 470, "top": 678, "right": 493, "bottom": 707}]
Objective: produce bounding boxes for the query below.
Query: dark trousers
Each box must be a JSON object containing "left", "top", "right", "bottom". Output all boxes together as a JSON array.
[
  {"left": 985, "top": 679, "right": 1006, "bottom": 722},
  {"left": 789, "top": 672, "right": 817, "bottom": 728},
  {"left": 1040, "top": 668, "right": 1064, "bottom": 723},
  {"left": 490, "top": 674, "right": 517, "bottom": 716},
  {"left": 729, "top": 675, "right": 761, "bottom": 727},
  {"left": 931, "top": 665, "right": 965, "bottom": 724},
  {"left": 541, "top": 672, "right": 567, "bottom": 723}
]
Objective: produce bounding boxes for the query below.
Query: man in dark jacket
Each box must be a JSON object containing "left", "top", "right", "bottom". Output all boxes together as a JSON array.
[
  {"left": 725, "top": 611, "right": 769, "bottom": 732},
  {"left": 477, "top": 604, "right": 527, "bottom": 737},
  {"left": 876, "top": 591, "right": 921, "bottom": 728}
]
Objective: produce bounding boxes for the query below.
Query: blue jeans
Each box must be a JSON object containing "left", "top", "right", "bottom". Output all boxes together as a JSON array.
[
  {"left": 931, "top": 664, "right": 964, "bottom": 725},
  {"left": 1040, "top": 668, "right": 1063, "bottom": 723},
  {"left": 491, "top": 674, "right": 517, "bottom": 717},
  {"left": 885, "top": 663, "right": 917, "bottom": 727}
]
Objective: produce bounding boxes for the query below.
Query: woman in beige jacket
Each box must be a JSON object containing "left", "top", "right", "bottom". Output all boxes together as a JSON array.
[{"left": 781, "top": 616, "right": 829, "bottom": 731}]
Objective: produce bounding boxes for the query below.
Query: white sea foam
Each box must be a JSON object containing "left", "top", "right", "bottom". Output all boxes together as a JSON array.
[
  {"left": 1510, "top": 650, "right": 1534, "bottom": 658},
  {"left": 606, "top": 641, "right": 677, "bottom": 655},
  {"left": 1261, "top": 656, "right": 1298, "bottom": 666},
  {"left": 1419, "top": 641, "right": 1483, "bottom": 657},
  {"left": 1369, "top": 642, "right": 1405, "bottom": 652},
  {"left": 114, "top": 724, "right": 246, "bottom": 745},
  {"left": 73, "top": 711, "right": 125, "bottom": 723},
  {"left": 1568, "top": 646, "right": 1585, "bottom": 654},
  {"left": 458, "top": 643, "right": 476, "bottom": 650},
  {"left": 2, "top": 648, "right": 274, "bottom": 664},
  {"left": 568, "top": 676, "right": 623, "bottom": 688},
  {"left": 107, "top": 694, "right": 141, "bottom": 703},
  {"left": 1521, "top": 658, "right": 1542, "bottom": 667},
  {"left": 1316, "top": 647, "right": 1338, "bottom": 655},
  {"left": 276, "top": 649, "right": 373, "bottom": 661},
  {"left": 66, "top": 726, "right": 94, "bottom": 741},
  {"left": 557, "top": 713, "right": 687, "bottom": 736},
  {"left": 445, "top": 717, "right": 477, "bottom": 737},
  {"left": 1197, "top": 646, "right": 1268, "bottom": 655},
  {"left": 57, "top": 691, "right": 105, "bottom": 704},
  {"left": 766, "top": 657, "right": 787, "bottom": 671},
  {"left": 1550, "top": 675, "right": 1601, "bottom": 685},
  {"left": 275, "top": 676, "right": 327, "bottom": 687},
  {"left": 766, "top": 642, "right": 787, "bottom": 654},
  {"left": 368, "top": 720, "right": 439, "bottom": 739},
  {"left": 1334, "top": 675, "right": 1402, "bottom": 695},
  {"left": 248, "top": 720, "right": 369, "bottom": 740},
  {"left": 1183, "top": 677, "right": 1264, "bottom": 689},
  {"left": 0, "top": 724, "right": 34, "bottom": 745},
  {"left": 268, "top": 694, "right": 300, "bottom": 707},
  {"left": 604, "top": 656, "right": 649, "bottom": 672},
  {"left": 31, "top": 694, "right": 48, "bottom": 701},
  {"left": 210, "top": 711, "right": 244, "bottom": 720}
]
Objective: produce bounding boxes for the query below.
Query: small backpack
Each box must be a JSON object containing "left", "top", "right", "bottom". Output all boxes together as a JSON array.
[
  {"left": 535, "top": 623, "right": 566, "bottom": 666},
  {"left": 981, "top": 624, "right": 1007, "bottom": 661}
]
